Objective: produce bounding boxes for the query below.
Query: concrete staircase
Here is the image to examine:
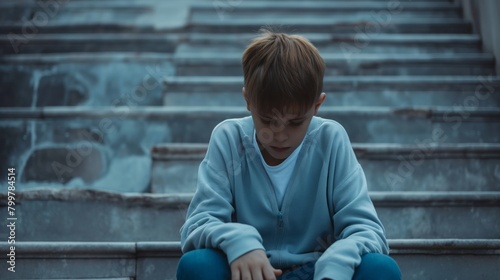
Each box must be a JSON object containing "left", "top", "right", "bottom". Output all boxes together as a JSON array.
[{"left": 1, "top": 0, "right": 500, "bottom": 279}]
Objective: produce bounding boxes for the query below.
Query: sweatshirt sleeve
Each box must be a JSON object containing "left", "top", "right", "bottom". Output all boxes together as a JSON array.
[
  {"left": 314, "top": 125, "right": 389, "bottom": 280},
  {"left": 179, "top": 122, "right": 265, "bottom": 264}
]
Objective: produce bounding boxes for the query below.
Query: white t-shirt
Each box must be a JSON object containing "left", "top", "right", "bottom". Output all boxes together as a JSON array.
[{"left": 253, "top": 130, "right": 304, "bottom": 208}]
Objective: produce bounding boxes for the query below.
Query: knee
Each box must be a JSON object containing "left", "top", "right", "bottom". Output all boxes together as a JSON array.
[
  {"left": 354, "top": 253, "right": 401, "bottom": 280},
  {"left": 177, "top": 249, "right": 230, "bottom": 280}
]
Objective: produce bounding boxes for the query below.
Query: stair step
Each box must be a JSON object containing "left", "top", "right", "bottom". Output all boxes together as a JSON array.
[
  {"left": 2, "top": 53, "right": 496, "bottom": 108},
  {"left": 187, "top": 33, "right": 481, "bottom": 47},
  {"left": 163, "top": 75, "right": 500, "bottom": 107},
  {"left": 0, "top": 53, "right": 174, "bottom": 107},
  {"left": 174, "top": 53, "right": 495, "bottom": 76},
  {"left": 178, "top": 33, "right": 482, "bottom": 55},
  {"left": 1, "top": 240, "right": 499, "bottom": 280},
  {"left": 188, "top": 18, "right": 471, "bottom": 34},
  {"left": 0, "top": 33, "right": 180, "bottom": 55},
  {"left": 0, "top": 33, "right": 482, "bottom": 55},
  {"left": 151, "top": 143, "right": 500, "bottom": 193},
  {"left": 192, "top": 2, "right": 463, "bottom": 20},
  {"left": 193, "top": 1, "right": 462, "bottom": 11},
  {"left": 0, "top": 1, "right": 188, "bottom": 34},
  {"left": 1, "top": 107, "right": 499, "bottom": 144},
  {"left": 1, "top": 189, "right": 500, "bottom": 240},
  {"left": 178, "top": 42, "right": 481, "bottom": 56}
]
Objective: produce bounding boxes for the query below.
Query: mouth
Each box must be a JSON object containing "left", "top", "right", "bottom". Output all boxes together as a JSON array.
[{"left": 271, "top": 146, "right": 291, "bottom": 153}]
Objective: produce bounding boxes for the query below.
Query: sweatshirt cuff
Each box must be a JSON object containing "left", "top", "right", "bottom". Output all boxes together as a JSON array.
[
  {"left": 314, "top": 261, "right": 354, "bottom": 280},
  {"left": 223, "top": 237, "right": 265, "bottom": 264}
]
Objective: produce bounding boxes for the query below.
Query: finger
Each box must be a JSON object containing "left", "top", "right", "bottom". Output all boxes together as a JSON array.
[
  {"left": 251, "top": 267, "right": 264, "bottom": 280},
  {"left": 231, "top": 267, "right": 241, "bottom": 280},
  {"left": 274, "top": 269, "right": 283, "bottom": 276},
  {"left": 241, "top": 267, "right": 252, "bottom": 280},
  {"left": 262, "top": 266, "right": 277, "bottom": 280}
]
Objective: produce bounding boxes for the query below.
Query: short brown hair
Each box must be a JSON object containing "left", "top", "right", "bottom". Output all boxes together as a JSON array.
[{"left": 242, "top": 29, "right": 325, "bottom": 116}]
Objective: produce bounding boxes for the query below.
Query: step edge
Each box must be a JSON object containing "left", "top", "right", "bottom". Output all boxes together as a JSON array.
[
  {"left": 151, "top": 142, "right": 500, "bottom": 160},
  {"left": 164, "top": 75, "right": 500, "bottom": 84},
  {"left": 1, "top": 239, "right": 500, "bottom": 257},
  {"left": 3, "top": 189, "right": 500, "bottom": 206},
  {"left": 2, "top": 106, "right": 500, "bottom": 120},
  {"left": 192, "top": 2, "right": 461, "bottom": 10}
]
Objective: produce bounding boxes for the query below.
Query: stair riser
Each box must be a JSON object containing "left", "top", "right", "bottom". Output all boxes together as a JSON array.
[
  {"left": 177, "top": 43, "right": 481, "bottom": 55},
  {"left": 0, "top": 7, "right": 30, "bottom": 21},
  {"left": 152, "top": 158, "right": 500, "bottom": 193},
  {"left": 0, "top": 258, "right": 139, "bottom": 279},
  {"left": 175, "top": 63, "right": 494, "bottom": 76},
  {"left": 164, "top": 77, "right": 500, "bottom": 94},
  {"left": 1, "top": 199, "right": 499, "bottom": 240},
  {"left": 0, "top": 120, "right": 161, "bottom": 191},
  {"left": 1, "top": 250, "right": 499, "bottom": 280},
  {"left": 1, "top": 6, "right": 161, "bottom": 26},
  {"left": 0, "top": 200, "right": 185, "bottom": 242},
  {"left": 164, "top": 77, "right": 500, "bottom": 97},
  {"left": 0, "top": 38, "right": 177, "bottom": 55},
  {"left": 0, "top": 37, "right": 481, "bottom": 55},
  {"left": 395, "top": 255, "right": 500, "bottom": 280},
  {"left": 0, "top": 61, "right": 173, "bottom": 107},
  {"left": 188, "top": 23, "right": 471, "bottom": 34},
  {"left": 2, "top": 115, "right": 499, "bottom": 145},
  {"left": 192, "top": 12, "right": 462, "bottom": 21},
  {"left": 164, "top": 91, "right": 500, "bottom": 107}
]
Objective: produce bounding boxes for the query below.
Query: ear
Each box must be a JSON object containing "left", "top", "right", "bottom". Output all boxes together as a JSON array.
[
  {"left": 243, "top": 87, "right": 251, "bottom": 111},
  {"left": 313, "top": 93, "right": 326, "bottom": 115}
]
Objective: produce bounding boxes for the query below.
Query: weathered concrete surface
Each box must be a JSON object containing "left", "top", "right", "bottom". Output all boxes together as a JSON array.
[
  {"left": 0, "top": 241, "right": 138, "bottom": 279},
  {"left": 0, "top": 0, "right": 498, "bottom": 277},
  {"left": 390, "top": 239, "right": 500, "bottom": 280},
  {"left": 1, "top": 107, "right": 499, "bottom": 144},
  {"left": 22, "top": 144, "right": 109, "bottom": 184},
  {"left": 0, "top": 33, "right": 180, "bottom": 55},
  {"left": 163, "top": 75, "right": 500, "bottom": 107},
  {"left": 191, "top": 2, "right": 463, "bottom": 21},
  {"left": 0, "top": 53, "right": 174, "bottom": 107},
  {"left": 179, "top": 34, "right": 482, "bottom": 55},
  {"left": 0, "top": 118, "right": 165, "bottom": 192},
  {"left": 1, "top": 0, "right": 499, "bottom": 196},
  {"left": 1, "top": 240, "right": 499, "bottom": 280},
  {"left": 0, "top": 189, "right": 191, "bottom": 242},
  {"left": 174, "top": 53, "right": 495, "bottom": 76},
  {"left": 1, "top": 106, "right": 498, "bottom": 190},
  {"left": 151, "top": 143, "right": 500, "bottom": 193},
  {"left": 0, "top": 1, "right": 190, "bottom": 33},
  {"left": 188, "top": 18, "right": 471, "bottom": 34},
  {"left": 0, "top": 189, "right": 499, "bottom": 241}
]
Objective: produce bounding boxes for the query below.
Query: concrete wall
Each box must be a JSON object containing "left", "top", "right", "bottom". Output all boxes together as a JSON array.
[{"left": 457, "top": 0, "right": 500, "bottom": 74}]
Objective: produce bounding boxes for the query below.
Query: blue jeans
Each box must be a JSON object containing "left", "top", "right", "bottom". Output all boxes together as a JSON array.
[{"left": 177, "top": 249, "right": 401, "bottom": 280}]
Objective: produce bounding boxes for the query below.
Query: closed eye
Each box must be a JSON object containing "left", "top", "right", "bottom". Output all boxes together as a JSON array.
[
  {"left": 260, "top": 118, "right": 272, "bottom": 124},
  {"left": 289, "top": 121, "right": 304, "bottom": 127}
]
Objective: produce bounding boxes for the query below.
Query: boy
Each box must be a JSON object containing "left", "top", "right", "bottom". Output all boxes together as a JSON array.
[{"left": 177, "top": 30, "right": 401, "bottom": 280}]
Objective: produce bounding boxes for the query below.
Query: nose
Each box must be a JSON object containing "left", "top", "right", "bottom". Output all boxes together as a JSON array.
[{"left": 274, "top": 130, "right": 288, "bottom": 143}]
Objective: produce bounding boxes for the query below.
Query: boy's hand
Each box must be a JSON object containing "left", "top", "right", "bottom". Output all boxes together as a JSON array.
[{"left": 230, "top": 249, "right": 283, "bottom": 280}]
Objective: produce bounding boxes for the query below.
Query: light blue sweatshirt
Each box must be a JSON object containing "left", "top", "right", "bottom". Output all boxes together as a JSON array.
[{"left": 180, "top": 116, "right": 389, "bottom": 280}]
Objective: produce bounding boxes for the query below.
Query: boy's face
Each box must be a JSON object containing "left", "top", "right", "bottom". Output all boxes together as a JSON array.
[{"left": 244, "top": 89, "right": 326, "bottom": 166}]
